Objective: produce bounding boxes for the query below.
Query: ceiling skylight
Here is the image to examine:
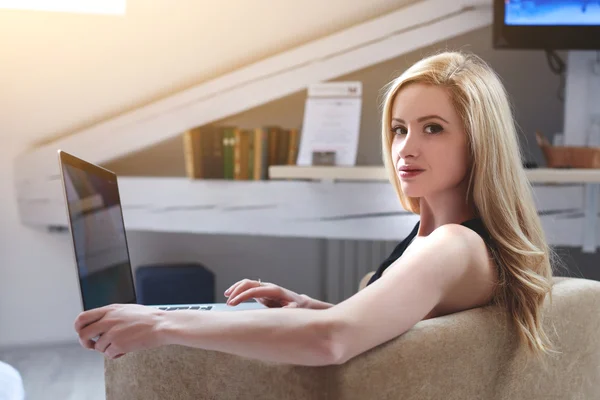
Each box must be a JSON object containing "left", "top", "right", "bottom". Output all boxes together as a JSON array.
[{"left": 0, "top": 0, "right": 126, "bottom": 15}]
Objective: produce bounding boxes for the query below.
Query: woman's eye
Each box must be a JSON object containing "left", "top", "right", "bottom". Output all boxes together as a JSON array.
[
  {"left": 424, "top": 124, "right": 443, "bottom": 134},
  {"left": 392, "top": 126, "right": 407, "bottom": 135}
]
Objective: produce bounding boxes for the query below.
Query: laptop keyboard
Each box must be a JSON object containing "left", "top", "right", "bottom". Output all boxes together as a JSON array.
[{"left": 158, "top": 306, "right": 213, "bottom": 311}]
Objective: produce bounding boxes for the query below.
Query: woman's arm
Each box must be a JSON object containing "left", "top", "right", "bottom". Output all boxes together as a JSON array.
[
  {"left": 299, "top": 294, "right": 335, "bottom": 310},
  {"left": 160, "top": 307, "right": 344, "bottom": 366},
  {"left": 75, "top": 303, "right": 345, "bottom": 366}
]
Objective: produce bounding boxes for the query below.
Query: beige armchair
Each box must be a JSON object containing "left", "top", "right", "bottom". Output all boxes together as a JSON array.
[{"left": 104, "top": 276, "right": 600, "bottom": 399}]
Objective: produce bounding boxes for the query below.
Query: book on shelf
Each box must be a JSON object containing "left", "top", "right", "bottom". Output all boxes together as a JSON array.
[{"left": 182, "top": 125, "right": 301, "bottom": 180}]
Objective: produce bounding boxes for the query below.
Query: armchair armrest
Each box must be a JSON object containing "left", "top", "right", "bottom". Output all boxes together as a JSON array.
[{"left": 105, "top": 344, "right": 328, "bottom": 400}]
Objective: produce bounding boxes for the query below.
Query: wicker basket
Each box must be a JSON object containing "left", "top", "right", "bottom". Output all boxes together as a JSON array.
[{"left": 535, "top": 131, "right": 600, "bottom": 169}]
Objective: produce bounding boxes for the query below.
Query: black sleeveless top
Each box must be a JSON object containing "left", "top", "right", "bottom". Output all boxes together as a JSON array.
[{"left": 366, "top": 217, "right": 493, "bottom": 287}]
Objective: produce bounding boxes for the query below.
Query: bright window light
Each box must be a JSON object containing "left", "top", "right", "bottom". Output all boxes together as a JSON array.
[{"left": 0, "top": 0, "right": 126, "bottom": 15}]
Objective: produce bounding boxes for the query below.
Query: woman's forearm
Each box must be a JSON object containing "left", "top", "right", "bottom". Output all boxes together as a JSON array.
[
  {"left": 158, "top": 308, "right": 343, "bottom": 366},
  {"left": 300, "top": 294, "right": 335, "bottom": 310}
]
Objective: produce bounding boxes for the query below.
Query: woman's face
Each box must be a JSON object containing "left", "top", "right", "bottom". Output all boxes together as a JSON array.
[{"left": 390, "top": 83, "right": 470, "bottom": 199}]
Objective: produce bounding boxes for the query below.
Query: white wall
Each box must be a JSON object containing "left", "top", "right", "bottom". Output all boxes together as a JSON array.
[
  {"left": 0, "top": 141, "right": 83, "bottom": 347},
  {"left": 563, "top": 51, "right": 600, "bottom": 146}
]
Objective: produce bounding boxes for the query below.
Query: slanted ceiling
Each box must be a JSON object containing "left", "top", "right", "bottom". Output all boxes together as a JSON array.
[{"left": 1, "top": 0, "right": 417, "bottom": 147}]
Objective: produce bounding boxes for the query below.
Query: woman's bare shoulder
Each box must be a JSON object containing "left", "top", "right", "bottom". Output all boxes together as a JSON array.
[{"left": 428, "top": 223, "right": 498, "bottom": 319}]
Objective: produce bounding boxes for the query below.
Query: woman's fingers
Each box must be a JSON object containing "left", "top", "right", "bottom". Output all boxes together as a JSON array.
[
  {"left": 225, "top": 279, "right": 263, "bottom": 302},
  {"left": 224, "top": 279, "right": 246, "bottom": 297},
  {"left": 227, "top": 286, "right": 278, "bottom": 306},
  {"left": 224, "top": 279, "right": 259, "bottom": 298},
  {"left": 94, "top": 332, "right": 112, "bottom": 353},
  {"left": 227, "top": 286, "right": 264, "bottom": 305}
]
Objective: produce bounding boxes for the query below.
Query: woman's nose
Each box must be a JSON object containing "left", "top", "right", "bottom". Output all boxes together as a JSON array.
[{"left": 398, "top": 131, "right": 419, "bottom": 159}]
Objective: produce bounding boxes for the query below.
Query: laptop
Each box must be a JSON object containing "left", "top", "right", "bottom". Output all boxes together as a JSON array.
[{"left": 57, "top": 150, "right": 265, "bottom": 313}]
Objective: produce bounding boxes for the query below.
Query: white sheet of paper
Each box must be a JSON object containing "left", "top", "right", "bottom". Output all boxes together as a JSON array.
[{"left": 297, "top": 97, "right": 362, "bottom": 166}]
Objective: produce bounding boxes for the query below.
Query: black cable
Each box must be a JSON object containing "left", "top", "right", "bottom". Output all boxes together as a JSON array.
[
  {"left": 557, "top": 70, "right": 566, "bottom": 102},
  {"left": 545, "top": 49, "right": 566, "bottom": 102},
  {"left": 545, "top": 49, "right": 566, "bottom": 74}
]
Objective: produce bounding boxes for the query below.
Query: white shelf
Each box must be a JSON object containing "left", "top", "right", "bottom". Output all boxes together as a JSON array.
[
  {"left": 270, "top": 166, "right": 388, "bottom": 181},
  {"left": 524, "top": 168, "right": 600, "bottom": 183},
  {"left": 269, "top": 165, "right": 600, "bottom": 183},
  {"left": 17, "top": 174, "right": 598, "bottom": 250}
]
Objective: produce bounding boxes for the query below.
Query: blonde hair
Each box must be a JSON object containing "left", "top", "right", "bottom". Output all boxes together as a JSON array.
[{"left": 380, "top": 51, "right": 564, "bottom": 361}]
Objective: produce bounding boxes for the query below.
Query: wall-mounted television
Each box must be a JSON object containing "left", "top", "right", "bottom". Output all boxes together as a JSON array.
[{"left": 493, "top": 0, "right": 600, "bottom": 49}]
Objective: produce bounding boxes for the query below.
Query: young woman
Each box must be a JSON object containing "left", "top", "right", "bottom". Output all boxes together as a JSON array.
[{"left": 75, "top": 51, "right": 561, "bottom": 365}]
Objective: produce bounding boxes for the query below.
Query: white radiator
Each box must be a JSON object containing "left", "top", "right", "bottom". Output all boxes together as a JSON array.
[{"left": 322, "top": 239, "right": 398, "bottom": 304}]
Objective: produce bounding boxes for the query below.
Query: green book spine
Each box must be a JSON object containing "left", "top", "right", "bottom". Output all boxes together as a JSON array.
[
  {"left": 248, "top": 133, "right": 254, "bottom": 180},
  {"left": 222, "top": 128, "right": 228, "bottom": 179},
  {"left": 223, "top": 128, "right": 234, "bottom": 180},
  {"left": 212, "top": 127, "right": 225, "bottom": 179}
]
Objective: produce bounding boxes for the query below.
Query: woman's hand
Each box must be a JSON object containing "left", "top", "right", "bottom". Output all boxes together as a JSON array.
[
  {"left": 74, "top": 304, "right": 166, "bottom": 359},
  {"left": 224, "top": 279, "right": 308, "bottom": 309}
]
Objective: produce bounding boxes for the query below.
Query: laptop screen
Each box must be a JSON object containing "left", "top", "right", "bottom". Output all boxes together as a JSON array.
[{"left": 59, "top": 152, "right": 136, "bottom": 310}]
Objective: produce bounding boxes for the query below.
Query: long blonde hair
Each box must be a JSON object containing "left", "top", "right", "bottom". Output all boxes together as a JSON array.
[{"left": 380, "top": 51, "right": 564, "bottom": 360}]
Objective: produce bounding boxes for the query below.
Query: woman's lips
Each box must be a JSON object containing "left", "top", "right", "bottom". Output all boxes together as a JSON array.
[{"left": 398, "top": 169, "right": 424, "bottom": 178}]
